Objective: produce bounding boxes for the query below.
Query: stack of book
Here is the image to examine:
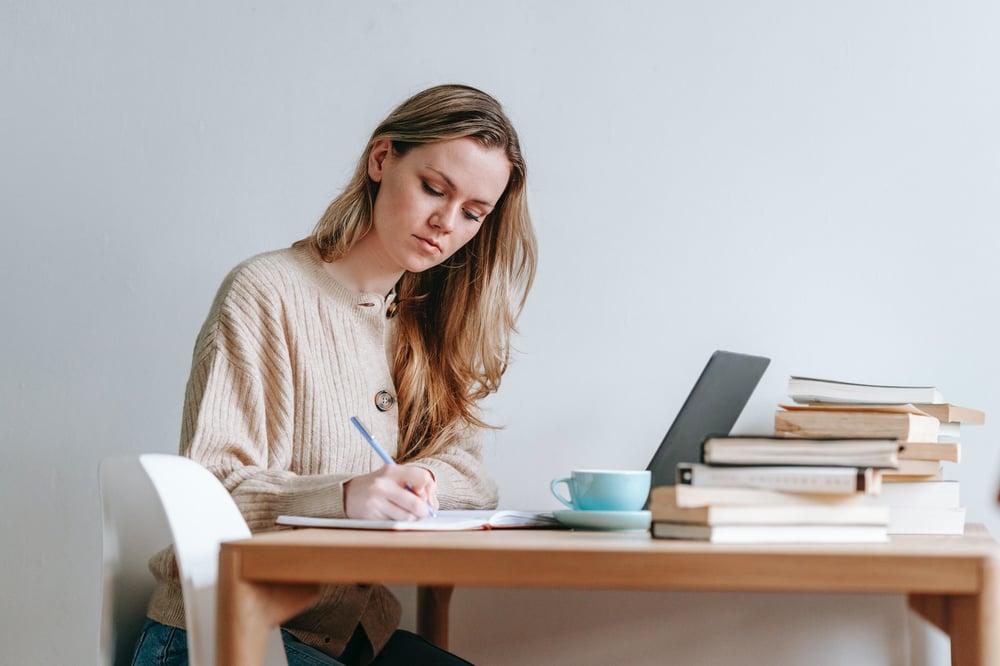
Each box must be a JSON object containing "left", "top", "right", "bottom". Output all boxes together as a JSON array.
[
  {"left": 649, "top": 376, "right": 985, "bottom": 542},
  {"left": 775, "top": 404, "right": 946, "bottom": 482},
  {"left": 650, "top": 437, "right": 896, "bottom": 543},
  {"left": 776, "top": 376, "right": 985, "bottom": 535}
]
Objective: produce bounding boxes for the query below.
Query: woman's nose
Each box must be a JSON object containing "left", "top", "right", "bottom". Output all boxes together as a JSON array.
[{"left": 430, "top": 205, "right": 458, "bottom": 232}]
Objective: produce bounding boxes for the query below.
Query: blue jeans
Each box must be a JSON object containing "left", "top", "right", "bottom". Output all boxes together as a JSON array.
[{"left": 131, "top": 618, "right": 474, "bottom": 666}]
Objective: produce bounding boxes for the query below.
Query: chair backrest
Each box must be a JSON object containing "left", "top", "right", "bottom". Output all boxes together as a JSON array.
[
  {"left": 99, "top": 456, "right": 172, "bottom": 666},
  {"left": 99, "top": 454, "right": 287, "bottom": 666}
]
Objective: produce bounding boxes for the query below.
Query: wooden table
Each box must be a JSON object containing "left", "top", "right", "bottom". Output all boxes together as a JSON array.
[{"left": 217, "top": 524, "right": 1000, "bottom": 666}]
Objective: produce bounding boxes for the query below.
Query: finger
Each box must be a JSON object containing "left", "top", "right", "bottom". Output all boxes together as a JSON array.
[
  {"left": 348, "top": 468, "right": 436, "bottom": 519},
  {"left": 408, "top": 479, "right": 438, "bottom": 509},
  {"left": 345, "top": 473, "right": 421, "bottom": 520},
  {"left": 367, "top": 473, "right": 430, "bottom": 517},
  {"left": 395, "top": 465, "right": 435, "bottom": 492},
  {"left": 417, "top": 477, "right": 439, "bottom": 510},
  {"left": 410, "top": 473, "right": 439, "bottom": 510},
  {"left": 382, "top": 491, "right": 429, "bottom": 520}
]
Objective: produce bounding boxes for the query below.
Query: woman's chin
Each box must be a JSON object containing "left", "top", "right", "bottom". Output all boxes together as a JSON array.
[{"left": 402, "top": 256, "right": 445, "bottom": 274}]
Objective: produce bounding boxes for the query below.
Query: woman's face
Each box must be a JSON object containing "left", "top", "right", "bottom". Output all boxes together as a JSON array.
[{"left": 366, "top": 137, "right": 511, "bottom": 275}]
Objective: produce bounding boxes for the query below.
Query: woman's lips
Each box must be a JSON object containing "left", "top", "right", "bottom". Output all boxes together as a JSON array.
[{"left": 415, "top": 235, "right": 441, "bottom": 253}]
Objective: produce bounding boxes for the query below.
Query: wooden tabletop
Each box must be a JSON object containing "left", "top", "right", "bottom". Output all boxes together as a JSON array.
[{"left": 225, "top": 523, "right": 999, "bottom": 594}]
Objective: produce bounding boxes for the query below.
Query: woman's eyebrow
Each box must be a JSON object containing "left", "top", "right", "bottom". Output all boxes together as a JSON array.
[{"left": 426, "top": 166, "right": 496, "bottom": 207}]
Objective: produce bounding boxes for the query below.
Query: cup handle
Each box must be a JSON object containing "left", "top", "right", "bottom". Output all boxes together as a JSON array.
[{"left": 550, "top": 477, "right": 575, "bottom": 509}]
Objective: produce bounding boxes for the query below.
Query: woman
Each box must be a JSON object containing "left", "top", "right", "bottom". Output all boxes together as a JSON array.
[{"left": 134, "top": 84, "right": 537, "bottom": 666}]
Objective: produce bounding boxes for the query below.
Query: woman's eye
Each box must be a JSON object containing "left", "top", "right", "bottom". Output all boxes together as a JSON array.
[
  {"left": 421, "top": 181, "right": 444, "bottom": 197},
  {"left": 463, "top": 210, "right": 482, "bottom": 223}
]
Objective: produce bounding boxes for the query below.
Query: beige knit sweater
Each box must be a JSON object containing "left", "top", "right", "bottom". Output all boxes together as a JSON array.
[{"left": 147, "top": 243, "right": 499, "bottom": 659}]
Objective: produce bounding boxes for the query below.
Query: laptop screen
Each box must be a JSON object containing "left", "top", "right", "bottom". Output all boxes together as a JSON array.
[{"left": 646, "top": 350, "right": 770, "bottom": 489}]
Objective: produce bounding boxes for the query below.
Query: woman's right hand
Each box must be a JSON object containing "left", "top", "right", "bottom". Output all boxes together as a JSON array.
[{"left": 343, "top": 464, "right": 438, "bottom": 521}]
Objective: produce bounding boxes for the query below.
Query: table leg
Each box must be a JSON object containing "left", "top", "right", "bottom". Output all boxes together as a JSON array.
[
  {"left": 947, "top": 557, "right": 1000, "bottom": 666},
  {"left": 908, "top": 593, "right": 948, "bottom": 634},
  {"left": 417, "top": 585, "right": 454, "bottom": 650},
  {"left": 217, "top": 547, "right": 321, "bottom": 666}
]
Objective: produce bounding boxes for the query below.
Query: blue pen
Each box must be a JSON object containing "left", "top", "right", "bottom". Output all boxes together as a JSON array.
[{"left": 350, "top": 416, "right": 438, "bottom": 518}]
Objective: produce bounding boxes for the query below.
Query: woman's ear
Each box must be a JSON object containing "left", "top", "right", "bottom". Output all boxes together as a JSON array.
[{"left": 368, "top": 139, "right": 392, "bottom": 183}]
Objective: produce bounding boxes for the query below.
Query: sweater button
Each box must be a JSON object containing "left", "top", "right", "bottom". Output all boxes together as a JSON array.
[{"left": 374, "top": 390, "right": 396, "bottom": 412}]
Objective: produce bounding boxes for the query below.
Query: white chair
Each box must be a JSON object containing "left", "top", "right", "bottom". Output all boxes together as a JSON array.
[
  {"left": 100, "top": 454, "right": 287, "bottom": 666},
  {"left": 99, "top": 455, "right": 171, "bottom": 666}
]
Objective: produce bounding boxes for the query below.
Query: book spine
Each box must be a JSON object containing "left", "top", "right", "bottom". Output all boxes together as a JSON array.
[{"left": 677, "top": 463, "right": 872, "bottom": 494}]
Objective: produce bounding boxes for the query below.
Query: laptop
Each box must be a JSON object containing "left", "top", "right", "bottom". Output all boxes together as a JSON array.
[{"left": 646, "top": 350, "right": 770, "bottom": 490}]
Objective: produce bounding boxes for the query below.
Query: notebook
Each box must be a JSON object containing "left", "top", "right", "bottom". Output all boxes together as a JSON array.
[
  {"left": 276, "top": 509, "right": 560, "bottom": 531},
  {"left": 645, "top": 350, "right": 770, "bottom": 491}
]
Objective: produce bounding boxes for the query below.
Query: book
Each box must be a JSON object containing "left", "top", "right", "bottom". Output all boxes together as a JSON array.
[
  {"left": 881, "top": 470, "right": 944, "bottom": 482},
  {"left": 784, "top": 403, "right": 930, "bottom": 416},
  {"left": 936, "top": 422, "right": 961, "bottom": 441},
  {"left": 676, "top": 462, "right": 881, "bottom": 495},
  {"left": 275, "top": 509, "right": 561, "bottom": 531},
  {"left": 910, "top": 403, "right": 985, "bottom": 425},
  {"left": 898, "top": 441, "right": 960, "bottom": 463},
  {"left": 801, "top": 402, "right": 985, "bottom": 426},
  {"left": 886, "top": 506, "right": 966, "bottom": 535},
  {"left": 651, "top": 521, "right": 889, "bottom": 543},
  {"left": 872, "top": 479, "right": 964, "bottom": 535},
  {"left": 788, "top": 376, "right": 944, "bottom": 405},
  {"left": 701, "top": 436, "right": 900, "bottom": 468},
  {"left": 650, "top": 487, "right": 889, "bottom": 525},
  {"left": 878, "top": 480, "right": 960, "bottom": 507},
  {"left": 881, "top": 460, "right": 943, "bottom": 478},
  {"left": 652, "top": 484, "right": 873, "bottom": 509},
  {"left": 774, "top": 409, "right": 939, "bottom": 443}
]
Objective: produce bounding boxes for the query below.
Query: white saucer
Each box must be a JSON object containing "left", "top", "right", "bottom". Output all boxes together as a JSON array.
[{"left": 553, "top": 510, "right": 651, "bottom": 531}]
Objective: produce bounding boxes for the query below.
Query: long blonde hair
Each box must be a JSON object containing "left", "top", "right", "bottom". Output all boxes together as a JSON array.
[{"left": 299, "top": 84, "right": 537, "bottom": 461}]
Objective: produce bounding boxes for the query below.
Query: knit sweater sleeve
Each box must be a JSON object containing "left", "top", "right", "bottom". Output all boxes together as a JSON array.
[{"left": 180, "top": 265, "right": 350, "bottom": 532}]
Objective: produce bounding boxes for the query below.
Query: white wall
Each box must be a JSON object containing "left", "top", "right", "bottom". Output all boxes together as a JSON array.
[{"left": 2, "top": 1, "right": 998, "bottom": 664}]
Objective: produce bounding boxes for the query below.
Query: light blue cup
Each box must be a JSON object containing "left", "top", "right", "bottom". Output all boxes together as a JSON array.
[{"left": 550, "top": 469, "right": 651, "bottom": 512}]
